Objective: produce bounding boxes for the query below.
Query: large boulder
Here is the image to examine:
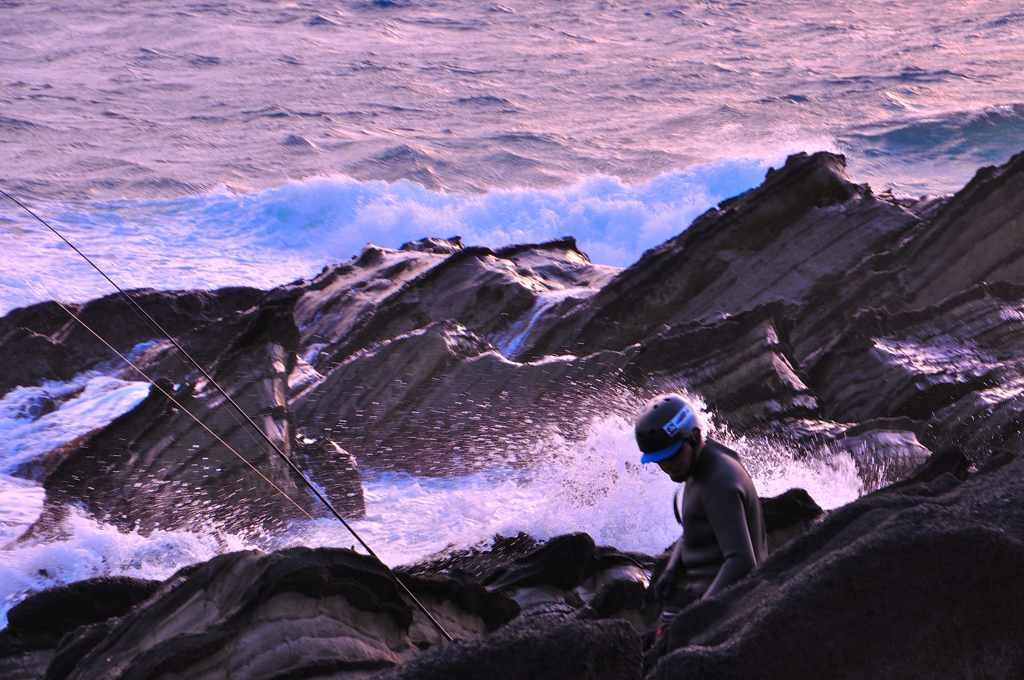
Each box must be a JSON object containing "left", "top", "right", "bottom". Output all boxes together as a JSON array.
[
  {"left": 645, "top": 449, "right": 1024, "bottom": 679},
  {"left": 33, "top": 296, "right": 363, "bottom": 534},
  {"left": 0, "top": 577, "right": 161, "bottom": 680},
  {"left": 375, "top": 615, "right": 643, "bottom": 680},
  {"left": 42, "top": 547, "right": 519, "bottom": 680}
]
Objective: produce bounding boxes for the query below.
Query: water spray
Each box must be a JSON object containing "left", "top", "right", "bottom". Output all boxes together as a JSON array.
[{"left": 0, "top": 188, "right": 454, "bottom": 643}]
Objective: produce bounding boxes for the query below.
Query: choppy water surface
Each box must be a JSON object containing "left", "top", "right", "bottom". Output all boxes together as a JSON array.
[
  {"left": 3, "top": 0, "right": 1024, "bottom": 313},
  {"left": 4, "top": 0, "right": 1024, "bottom": 200}
]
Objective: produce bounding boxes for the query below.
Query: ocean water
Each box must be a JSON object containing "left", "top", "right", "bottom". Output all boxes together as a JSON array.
[
  {"left": 1, "top": 0, "right": 1023, "bottom": 628},
  {"left": 3, "top": 0, "right": 1024, "bottom": 312}
]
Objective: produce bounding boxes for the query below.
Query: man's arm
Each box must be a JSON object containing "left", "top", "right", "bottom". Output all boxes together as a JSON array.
[
  {"left": 702, "top": 486, "right": 757, "bottom": 599},
  {"left": 665, "top": 534, "right": 685, "bottom": 573},
  {"left": 652, "top": 535, "right": 686, "bottom": 602}
]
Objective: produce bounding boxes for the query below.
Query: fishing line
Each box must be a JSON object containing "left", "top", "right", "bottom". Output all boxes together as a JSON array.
[{"left": 1, "top": 188, "right": 455, "bottom": 643}]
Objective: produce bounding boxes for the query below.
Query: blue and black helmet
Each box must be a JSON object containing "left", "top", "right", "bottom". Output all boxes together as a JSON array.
[{"left": 635, "top": 393, "right": 700, "bottom": 463}]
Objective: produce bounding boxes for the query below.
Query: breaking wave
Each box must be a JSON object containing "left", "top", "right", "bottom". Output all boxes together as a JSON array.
[{"left": 0, "top": 157, "right": 780, "bottom": 316}]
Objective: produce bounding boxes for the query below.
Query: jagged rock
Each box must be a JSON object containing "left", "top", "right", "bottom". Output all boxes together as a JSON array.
[
  {"left": 294, "top": 237, "right": 617, "bottom": 373},
  {"left": 414, "top": 534, "right": 654, "bottom": 627},
  {"left": 625, "top": 303, "right": 818, "bottom": 427},
  {"left": 32, "top": 297, "right": 361, "bottom": 535},
  {"left": 884, "top": 149, "right": 1024, "bottom": 312},
  {"left": 0, "top": 288, "right": 265, "bottom": 398},
  {"left": 790, "top": 151, "right": 1024, "bottom": 369},
  {"left": 760, "top": 488, "right": 823, "bottom": 553},
  {"left": 644, "top": 450, "right": 1024, "bottom": 679},
  {"left": 528, "top": 152, "right": 919, "bottom": 357},
  {"left": 0, "top": 577, "right": 161, "bottom": 680},
  {"left": 400, "top": 236, "right": 465, "bottom": 255},
  {"left": 483, "top": 534, "right": 652, "bottom": 625},
  {"left": 42, "top": 547, "right": 519, "bottom": 680},
  {"left": 374, "top": 615, "right": 643, "bottom": 680}
]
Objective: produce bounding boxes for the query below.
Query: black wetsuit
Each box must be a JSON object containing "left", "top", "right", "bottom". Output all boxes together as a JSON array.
[{"left": 672, "top": 439, "right": 767, "bottom": 600}]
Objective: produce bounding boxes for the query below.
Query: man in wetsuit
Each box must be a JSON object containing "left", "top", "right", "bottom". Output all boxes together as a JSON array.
[{"left": 635, "top": 393, "right": 767, "bottom": 627}]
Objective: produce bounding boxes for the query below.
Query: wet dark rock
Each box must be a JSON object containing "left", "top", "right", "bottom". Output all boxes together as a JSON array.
[
  {"left": 0, "top": 288, "right": 265, "bottom": 398},
  {"left": 0, "top": 328, "right": 77, "bottom": 399},
  {"left": 412, "top": 534, "right": 655, "bottom": 627},
  {"left": 804, "top": 285, "right": 1014, "bottom": 424},
  {"left": 0, "top": 576, "right": 160, "bottom": 657},
  {"left": 31, "top": 296, "right": 362, "bottom": 535},
  {"left": 393, "top": 571, "right": 521, "bottom": 633},
  {"left": 0, "top": 576, "right": 161, "bottom": 679},
  {"left": 9, "top": 147, "right": 1024, "bottom": 524},
  {"left": 482, "top": 534, "right": 653, "bottom": 626},
  {"left": 481, "top": 534, "right": 646, "bottom": 594},
  {"left": 375, "top": 615, "right": 643, "bottom": 680},
  {"left": 405, "top": 533, "right": 541, "bottom": 582},
  {"left": 760, "top": 487, "right": 823, "bottom": 553},
  {"left": 790, "top": 151, "right": 1024, "bottom": 368},
  {"left": 29, "top": 547, "right": 520, "bottom": 680}
]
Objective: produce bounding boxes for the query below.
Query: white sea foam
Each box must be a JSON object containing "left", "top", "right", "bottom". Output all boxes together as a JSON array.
[
  {"left": 0, "top": 506, "right": 250, "bottom": 629},
  {"left": 0, "top": 475, "right": 45, "bottom": 547},
  {"left": 277, "top": 412, "right": 862, "bottom": 567},
  {"left": 0, "top": 159, "right": 774, "bottom": 317},
  {"left": 0, "top": 375, "right": 151, "bottom": 475}
]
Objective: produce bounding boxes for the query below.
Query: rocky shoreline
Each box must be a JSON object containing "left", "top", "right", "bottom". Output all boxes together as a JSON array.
[{"left": 3, "top": 147, "right": 1024, "bottom": 677}]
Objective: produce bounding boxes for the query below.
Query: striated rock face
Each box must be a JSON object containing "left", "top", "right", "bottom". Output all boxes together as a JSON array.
[
  {"left": 33, "top": 297, "right": 364, "bottom": 534},
  {"left": 8, "top": 546, "right": 521, "bottom": 680},
  {"left": 0, "top": 288, "right": 265, "bottom": 398},
  {"left": 0, "top": 532, "right": 653, "bottom": 680}
]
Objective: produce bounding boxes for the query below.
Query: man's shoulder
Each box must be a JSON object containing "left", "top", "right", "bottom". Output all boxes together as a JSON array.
[
  {"left": 703, "top": 439, "right": 741, "bottom": 464},
  {"left": 698, "top": 440, "right": 754, "bottom": 489}
]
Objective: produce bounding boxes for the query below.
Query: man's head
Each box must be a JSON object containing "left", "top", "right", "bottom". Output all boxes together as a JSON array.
[{"left": 635, "top": 393, "right": 704, "bottom": 482}]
